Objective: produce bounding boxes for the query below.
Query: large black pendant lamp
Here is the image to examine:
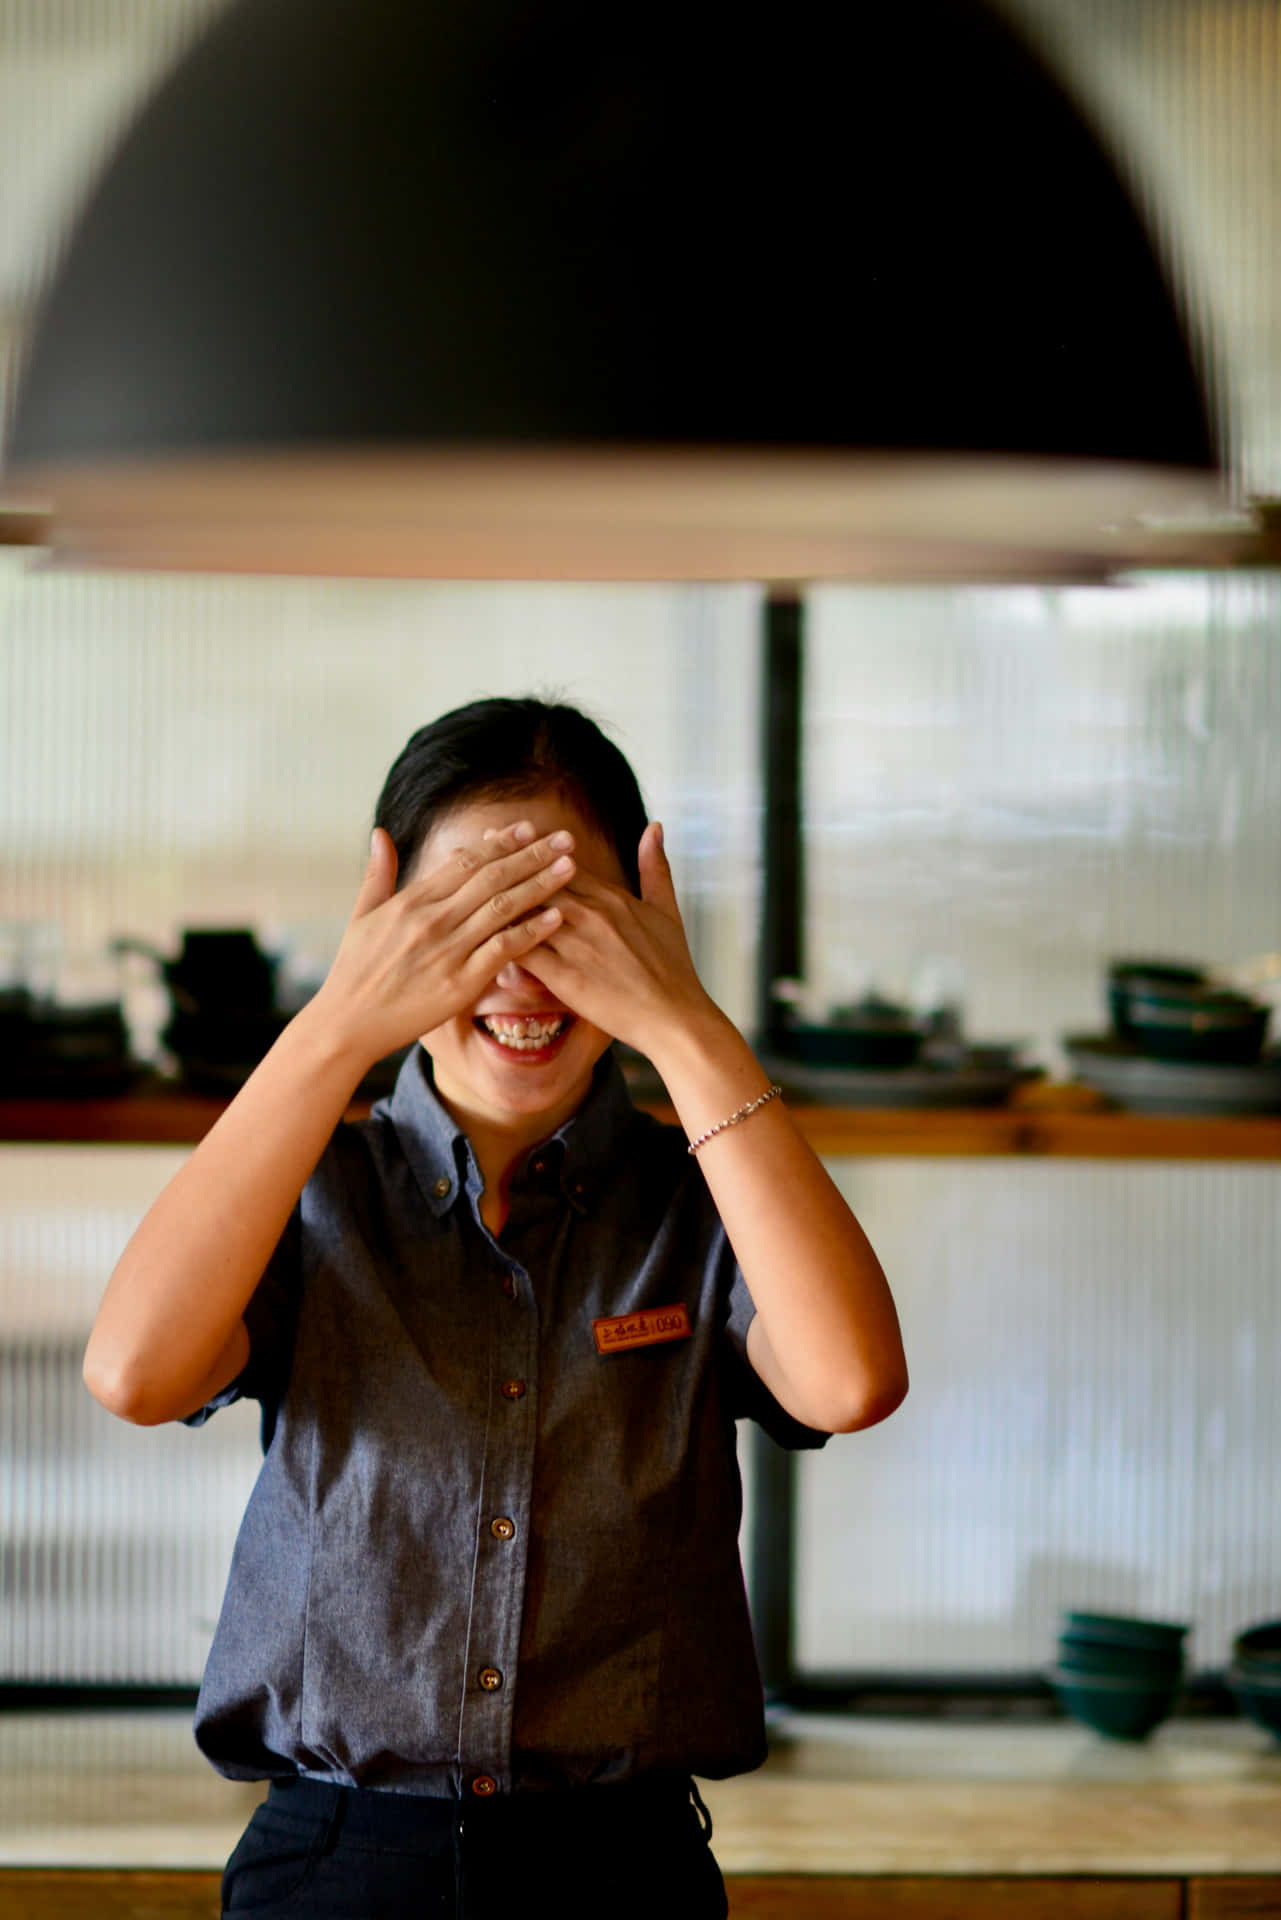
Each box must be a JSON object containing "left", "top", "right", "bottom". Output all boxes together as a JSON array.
[{"left": 5, "top": 0, "right": 1219, "bottom": 579}]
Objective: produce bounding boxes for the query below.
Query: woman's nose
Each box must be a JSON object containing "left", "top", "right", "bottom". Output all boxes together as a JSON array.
[{"left": 494, "top": 960, "right": 538, "bottom": 994}]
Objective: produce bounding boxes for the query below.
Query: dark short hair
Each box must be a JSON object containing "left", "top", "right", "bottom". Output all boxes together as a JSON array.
[{"left": 373, "top": 697, "right": 648, "bottom": 893}]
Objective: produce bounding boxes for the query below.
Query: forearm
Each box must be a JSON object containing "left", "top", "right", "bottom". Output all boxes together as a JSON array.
[
  {"left": 648, "top": 1006, "right": 908, "bottom": 1433},
  {"left": 83, "top": 999, "right": 372, "bottom": 1425}
]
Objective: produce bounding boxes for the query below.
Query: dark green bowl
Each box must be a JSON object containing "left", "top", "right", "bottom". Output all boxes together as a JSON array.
[
  {"left": 1049, "top": 1667, "right": 1179, "bottom": 1741},
  {"left": 1227, "top": 1667, "right": 1281, "bottom": 1743},
  {"left": 1233, "top": 1621, "right": 1281, "bottom": 1667},
  {"left": 1064, "top": 1611, "right": 1189, "bottom": 1652},
  {"left": 1058, "top": 1635, "right": 1183, "bottom": 1683}
]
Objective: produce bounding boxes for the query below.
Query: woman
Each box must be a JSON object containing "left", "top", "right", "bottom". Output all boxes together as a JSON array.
[{"left": 84, "top": 697, "right": 907, "bottom": 1919}]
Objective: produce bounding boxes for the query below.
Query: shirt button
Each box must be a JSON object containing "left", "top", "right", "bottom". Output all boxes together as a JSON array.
[
  {"left": 532, "top": 1158, "right": 546, "bottom": 1176},
  {"left": 501, "top": 1275, "right": 517, "bottom": 1300},
  {"left": 501, "top": 1379, "right": 526, "bottom": 1400},
  {"left": 490, "top": 1516, "right": 515, "bottom": 1541},
  {"left": 432, "top": 1177, "right": 451, "bottom": 1199},
  {"left": 471, "top": 1775, "right": 498, "bottom": 1797},
  {"left": 478, "top": 1667, "right": 503, "bottom": 1691}
]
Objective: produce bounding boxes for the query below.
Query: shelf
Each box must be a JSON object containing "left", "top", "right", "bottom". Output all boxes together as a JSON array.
[{"left": 4, "top": 1084, "right": 1281, "bottom": 1158}]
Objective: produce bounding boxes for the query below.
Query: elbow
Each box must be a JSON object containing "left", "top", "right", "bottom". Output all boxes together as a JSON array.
[
  {"left": 82, "top": 1346, "right": 168, "bottom": 1426},
  {"left": 826, "top": 1365, "right": 909, "bottom": 1435}
]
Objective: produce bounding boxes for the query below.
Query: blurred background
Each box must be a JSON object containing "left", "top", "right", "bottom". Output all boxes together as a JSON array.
[{"left": 0, "top": 0, "right": 1279, "bottom": 1722}]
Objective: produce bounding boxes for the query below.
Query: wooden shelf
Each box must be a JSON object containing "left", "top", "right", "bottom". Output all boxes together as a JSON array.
[{"left": 3, "top": 1085, "right": 1281, "bottom": 1159}]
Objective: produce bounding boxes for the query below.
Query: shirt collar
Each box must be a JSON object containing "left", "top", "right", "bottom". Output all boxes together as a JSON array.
[{"left": 381, "top": 1043, "right": 639, "bottom": 1219}]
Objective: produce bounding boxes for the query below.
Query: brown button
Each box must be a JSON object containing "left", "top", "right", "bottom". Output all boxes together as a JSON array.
[
  {"left": 490, "top": 1516, "right": 516, "bottom": 1541},
  {"left": 532, "top": 1158, "right": 546, "bottom": 1176},
  {"left": 502, "top": 1379, "right": 526, "bottom": 1400},
  {"left": 501, "top": 1275, "right": 517, "bottom": 1299},
  {"left": 471, "top": 1774, "right": 498, "bottom": 1797},
  {"left": 478, "top": 1666, "right": 503, "bottom": 1691},
  {"left": 572, "top": 1180, "right": 586, "bottom": 1198},
  {"left": 432, "top": 1177, "right": 451, "bottom": 1199}
]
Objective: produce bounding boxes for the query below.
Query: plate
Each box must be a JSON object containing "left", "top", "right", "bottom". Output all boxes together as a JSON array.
[
  {"left": 1064, "top": 1035, "right": 1281, "bottom": 1115},
  {"left": 759, "top": 1054, "right": 1042, "bottom": 1108}
]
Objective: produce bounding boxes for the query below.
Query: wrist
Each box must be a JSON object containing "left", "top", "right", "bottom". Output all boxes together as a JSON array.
[
  {"left": 644, "top": 999, "right": 762, "bottom": 1105},
  {"left": 285, "top": 992, "right": 384, "bottom": 1086}
]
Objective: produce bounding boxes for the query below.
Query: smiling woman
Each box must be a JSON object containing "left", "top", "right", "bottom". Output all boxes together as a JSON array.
[{"left": 79, "top": 694, "right": 907, "bottom": 1920}]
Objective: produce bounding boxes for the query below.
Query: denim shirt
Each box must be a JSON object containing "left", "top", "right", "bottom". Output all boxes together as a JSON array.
[{"left": 185, "top": 1045, "right": 827, "bottom": 1797}]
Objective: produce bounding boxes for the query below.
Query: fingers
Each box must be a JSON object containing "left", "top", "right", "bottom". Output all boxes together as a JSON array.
[
  {"left": 469, "top": 903, "right": 565, "bottom": 981},
  {"left": 410, "top": 821, "right": 573, "bottom": 914},
  {"left": 637, "top": 821, "right": 678, "bottom": 913},
  {"left": 456, "top": 846, "right": 575, "bottom": 949},
  {"left": 350, "top": 827, "right": 398, "bottom": 920}
]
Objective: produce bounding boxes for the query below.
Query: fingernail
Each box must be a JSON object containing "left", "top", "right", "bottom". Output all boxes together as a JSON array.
[
  {"left": 513, "top": 821, "right": 536, "bottom": 843},
  {"left": 654, "top": 821, "right": 664, "bottom": 848},
  {"left": 552, "top": 855, "right": 574, "bottom": 875},
  {"left": 539, "top": 907, "right": 561, "bottom": 926},
  {"left": 550, "top": 830, "right": 574, "bottom": 850}
]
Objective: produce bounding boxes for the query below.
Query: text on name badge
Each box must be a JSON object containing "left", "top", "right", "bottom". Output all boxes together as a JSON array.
[{"left": 592, "top": 1303, "right": 692, "bottom": 1356}]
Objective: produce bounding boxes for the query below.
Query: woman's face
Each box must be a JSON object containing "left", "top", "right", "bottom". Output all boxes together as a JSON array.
[{"left": 410, "top": 789, "right": 630, "bottom": 1134}]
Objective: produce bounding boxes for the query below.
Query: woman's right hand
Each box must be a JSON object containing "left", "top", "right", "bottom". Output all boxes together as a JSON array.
[{"left": 309, "top": 820, "right": 575, "bottom": 1070}]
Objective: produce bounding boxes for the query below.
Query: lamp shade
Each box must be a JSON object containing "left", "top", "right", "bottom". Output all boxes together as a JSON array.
[{"left": 6, "top": 0, "right": 1220, "bottom": 579}]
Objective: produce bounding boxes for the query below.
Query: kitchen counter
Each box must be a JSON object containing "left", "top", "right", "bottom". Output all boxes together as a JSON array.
[
  {"left": 703, "top": 1713, "right": 1281, "bottom": 1877},
  {"left": 2, "top": 1710, "right": 1279, "bottom": 1876}
]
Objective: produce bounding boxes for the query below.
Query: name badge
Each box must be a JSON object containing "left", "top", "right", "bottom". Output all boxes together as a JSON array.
[{"left": 592, "top": 1303, "right": 692, "bottom": 1356}]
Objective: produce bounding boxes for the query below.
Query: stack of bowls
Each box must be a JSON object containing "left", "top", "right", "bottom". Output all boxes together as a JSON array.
[
  {"left": 1228, "top": 1620, "right": 1281, "bottom": 1742},
  {"left": 1051, "top": 1611, "right": 1188, "bottom": 1740},
  {"left": 1107, "top": 961, "right": 1271, "bottom": 1065}
]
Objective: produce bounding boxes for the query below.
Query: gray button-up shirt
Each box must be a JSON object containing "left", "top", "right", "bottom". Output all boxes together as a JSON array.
[{"left": 185, "top": 1046, "right": 826, "bottom": 1796}]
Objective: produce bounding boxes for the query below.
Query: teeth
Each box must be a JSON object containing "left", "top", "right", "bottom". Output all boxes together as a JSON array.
[{"left": 481, "top": 1015, "right": 567, "bottom": 1051}]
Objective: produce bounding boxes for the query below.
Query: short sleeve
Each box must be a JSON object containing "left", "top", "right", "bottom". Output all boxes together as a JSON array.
[
  {"left": 179, "top": 1205, "right": 302, "bottom": 1439},
  {"left": 722, "top": 1262, "right": 830, "bottom": 1451}
]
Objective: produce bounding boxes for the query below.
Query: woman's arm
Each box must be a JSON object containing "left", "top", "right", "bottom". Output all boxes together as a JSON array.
[
  {"left": 523, "top": 823, "right": 907, "bottom": 1435},
  {"left": 646, "top": 1008, "right": 907, "bottom": 1434},
  {"left": 83, "top": 823, "right": 578, "bottom": 1426}
]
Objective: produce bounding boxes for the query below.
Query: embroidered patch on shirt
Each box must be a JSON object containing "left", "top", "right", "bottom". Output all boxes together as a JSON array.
[{"left": 592, "top": 1304, "right": 692, "bottom": 1355}]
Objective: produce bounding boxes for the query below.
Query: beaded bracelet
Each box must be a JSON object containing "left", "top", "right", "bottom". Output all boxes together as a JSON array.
[{"left": 686, "top": 1084, "right": 783, "bottom": 1155}]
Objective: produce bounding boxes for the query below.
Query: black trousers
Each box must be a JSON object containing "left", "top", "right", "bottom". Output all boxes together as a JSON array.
[{"left": 222, "top": 1772, "right": 730, "bottom": 1920}]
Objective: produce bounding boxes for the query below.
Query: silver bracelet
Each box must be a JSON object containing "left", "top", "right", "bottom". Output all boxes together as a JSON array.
[{"left": 687, "top": 1084, "right": 783, "bottom": 1154}]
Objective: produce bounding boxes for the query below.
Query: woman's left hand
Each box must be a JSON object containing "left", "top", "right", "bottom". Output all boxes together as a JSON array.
[{"left": 519, "top": 822, "right": 716, "bottom": 1058}]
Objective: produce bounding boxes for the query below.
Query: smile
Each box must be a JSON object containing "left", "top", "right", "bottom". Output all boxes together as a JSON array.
[{"left": 476, "top": 1014, "right": 572, "bottom": 1053}]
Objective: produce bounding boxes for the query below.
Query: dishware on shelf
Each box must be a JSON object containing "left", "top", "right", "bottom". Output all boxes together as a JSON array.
[
  {"left": 1063, "top": 1034, "right": 1281, "bottom": 1116},
  {"left": 758, "top": 1052, "right": 1041, "bottom": 1108},
  {"left": 776, "top": 992, "right": 927, "bottom": 1070},
  {"left": 1107, "top": 959, "right": 1271, "bottom": 1065},
  {"left": 112, "top": 928, "right": 288, "bottom": 1092}
]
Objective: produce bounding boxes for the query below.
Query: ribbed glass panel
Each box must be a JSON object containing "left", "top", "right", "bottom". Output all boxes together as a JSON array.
[
  {"left": 792, "top": 575, "right": 1281, "bottom": 1675},
  {"left": 803, "top": 576, "right": 1281, "bottom": 1067},
  {"left": 798, "top": 1159, "right": 1281, "bottom": 1674},
  {"left": 0, "top": 575, "right": 761, "bottom": 1029}
]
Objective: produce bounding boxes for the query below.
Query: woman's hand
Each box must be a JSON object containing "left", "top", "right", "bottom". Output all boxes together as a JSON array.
[
  {"left": 519, "top": 822, "right": 719, "bottom": 1060},
  {"left": 310, "top": 820, "right": 576, "bottom": 1070}
]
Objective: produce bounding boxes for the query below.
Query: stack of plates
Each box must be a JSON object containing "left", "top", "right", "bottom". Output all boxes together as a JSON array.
[{"left": 1063, "top": 1036, "right": 1281, "bottom": 1116}]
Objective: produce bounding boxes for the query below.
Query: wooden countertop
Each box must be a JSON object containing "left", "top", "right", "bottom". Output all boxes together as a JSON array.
[
  {"left": 700, "top": 1717, "right": 1281, "bottom": 1876},
  {"left": 3, "top": 1712, "right": 1278, "bottom": 1876}
]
